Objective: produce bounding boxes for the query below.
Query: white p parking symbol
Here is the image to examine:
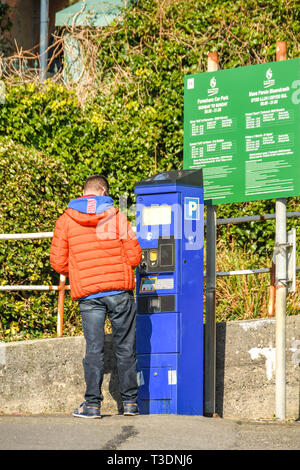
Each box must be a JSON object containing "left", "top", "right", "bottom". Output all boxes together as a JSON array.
[
  {"left": 184, "top": 197, "right": 199, "bottom": 220},
  {"left": 189, "top": 200, "right": 197, "bottom": 218},
  {"left": 184, "top": 196, "right": 202, "bottom": 250}
]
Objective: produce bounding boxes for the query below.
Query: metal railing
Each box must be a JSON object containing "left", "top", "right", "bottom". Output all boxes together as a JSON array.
[
  {"left": 0, "top": 231, "right": 69, "bottom": 337},
  {"left": 0, "top": 210, "right": 299, "bottom": 337},
  {"left": 208, "top": 211, "right": 300, "bottom": 279}
]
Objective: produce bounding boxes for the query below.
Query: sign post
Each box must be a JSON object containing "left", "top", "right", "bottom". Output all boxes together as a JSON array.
[
  {"left": 275, "top": 41, "right": 287, "bottom": 420},
  {"left": 183, "top": 46, "right": 300, "bottom": 419},
  {"left": 204, "top": 52, "right": 218, "bottom": 417}
]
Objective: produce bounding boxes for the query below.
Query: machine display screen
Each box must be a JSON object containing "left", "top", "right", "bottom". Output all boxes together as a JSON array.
[{"left": 142, "top": 205, "right": 172, "bottom": 226}]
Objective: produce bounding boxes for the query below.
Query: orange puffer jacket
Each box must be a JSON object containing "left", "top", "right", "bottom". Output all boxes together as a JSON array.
[{"left": 50, "top": 196, "right": 142, "bottom": 300}]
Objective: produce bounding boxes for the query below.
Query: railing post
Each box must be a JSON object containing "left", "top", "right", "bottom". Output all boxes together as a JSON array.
[{"left": 57, "top": 274, "right": 66, "bottom": 338}]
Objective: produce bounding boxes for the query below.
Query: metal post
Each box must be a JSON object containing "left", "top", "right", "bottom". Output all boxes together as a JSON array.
[
  {"left": 205, "top": 204, "right": 217, "bottom": 416},
  {"left": 275, "top": 41, "right": 287, "bottom": 420},
  {"left": 276, "top": 40, "right": 287, "bottom": 62},
  {"left": 204, "top": 52, "right": 218, "bottom": 417},
  {"left": 57, "top": 274, "right": 66, "bottom": 338},
  {"left": 40, "top": 0, "right": 49, "bottom": 82},
  {"left": 275, "top": 198, "right": 287, "bottom": 419}
]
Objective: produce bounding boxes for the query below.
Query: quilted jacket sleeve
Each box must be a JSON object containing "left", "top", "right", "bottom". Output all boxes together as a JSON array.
[
  {"left": 119, "top": 212, "right": 142, "bottom": 268},
  {"left": 50, "top": 213, "right": 69, "bottom": 276}
]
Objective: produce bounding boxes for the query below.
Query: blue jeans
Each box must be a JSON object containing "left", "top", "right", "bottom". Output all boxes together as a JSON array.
[{"left": 78, "top": 291, "right": 138, "bottom": 408}]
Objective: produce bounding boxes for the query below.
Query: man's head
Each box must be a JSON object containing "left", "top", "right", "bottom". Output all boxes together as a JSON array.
[{"left": 83, "top": 175, "right": 109, "bottom": 196}]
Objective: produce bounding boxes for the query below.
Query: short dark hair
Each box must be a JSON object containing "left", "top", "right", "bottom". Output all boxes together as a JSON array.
[{"left": 83, "top": 174, "right": 109, "bottom": 194}]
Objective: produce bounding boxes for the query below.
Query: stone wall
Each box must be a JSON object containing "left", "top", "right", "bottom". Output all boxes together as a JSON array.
[
  {"left": 215, "top": 316, "right": 300, "bottom": 419},
  {"left": 0, "top": 316, "right": 299, "bottom": 419}
]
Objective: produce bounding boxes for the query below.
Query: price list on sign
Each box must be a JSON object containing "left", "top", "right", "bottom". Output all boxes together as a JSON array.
[{"left": 183, "top": 58, "right": 300, "bottom": 205}]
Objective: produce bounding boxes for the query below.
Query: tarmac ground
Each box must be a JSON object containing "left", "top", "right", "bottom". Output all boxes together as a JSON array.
[{"left": 0, "top": 412, "right": 299, "bottom": 454}]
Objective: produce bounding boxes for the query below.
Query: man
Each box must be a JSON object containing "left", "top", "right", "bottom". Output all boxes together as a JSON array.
[{"left": 50, "top": 174, "right": 142, "bottom": 419}]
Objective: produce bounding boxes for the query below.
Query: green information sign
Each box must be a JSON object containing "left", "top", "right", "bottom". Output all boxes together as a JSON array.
[{"left": 183, "top": 58, "right": 300, "bottom": 204}]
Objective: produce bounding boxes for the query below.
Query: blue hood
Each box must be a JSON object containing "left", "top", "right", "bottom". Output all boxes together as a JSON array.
[{"left": 68, "top": 196, "right": 114, "bottom": 214}]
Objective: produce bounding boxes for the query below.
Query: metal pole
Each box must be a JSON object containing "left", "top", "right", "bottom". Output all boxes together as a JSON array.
[
  {"left": 204, "top": 51, "right": 218, "bottom": 417},
  {"left": 209, "top": 211, "right": 300, "bottom": 226},
  {"left": 275, "top": 198, "right": 287, "bottom": 419},
  {"left": 40, "top": 0, "right": 49, "bottom": 82},
  {"left": 0, "top": 285, "right": 60, "bottom": 291},
  {"left": 57, "top": 274, "right": 66, "bottom": 338},
  {"left": 0, "top": 232, "right": 53, "bottom": 240},
  {"left": 275, "top": 41, "right": 287, "bottom": 420}
]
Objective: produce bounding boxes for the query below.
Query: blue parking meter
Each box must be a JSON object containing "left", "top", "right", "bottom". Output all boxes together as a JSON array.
[{"left": 135, "top": 169, "right": 204, "bottom": 415}]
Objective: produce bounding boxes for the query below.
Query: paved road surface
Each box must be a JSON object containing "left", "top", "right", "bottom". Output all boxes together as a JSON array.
[{"left": 0, "top": 413, "right": 299, "bottom": 452}]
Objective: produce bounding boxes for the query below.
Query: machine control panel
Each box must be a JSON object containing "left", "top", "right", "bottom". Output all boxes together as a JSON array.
[{"left": 139, "top": 236, "right": 175, "bottom": 273}]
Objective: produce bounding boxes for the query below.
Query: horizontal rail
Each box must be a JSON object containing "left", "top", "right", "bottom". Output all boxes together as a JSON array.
[
  {"left": 0, "top": 285, "right": 70, "bottom": 291},
  {"left": 206, "top": 211, "right": 300, "bottom": 226},
  {"left": 1, "top": 267, "right": 298, "bottom": 288},
  {"left": 204, "top": 266, "right": 300, "bottom": 278},
  {"left": 0, "top": 232, "right": 53, "bottom": 240},
  {"left": 215, "top": 268, "right": 271, "bottom": 277}
]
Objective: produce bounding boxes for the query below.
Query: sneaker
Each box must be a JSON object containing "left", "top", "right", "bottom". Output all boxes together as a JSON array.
[
  {"left": 123, "top": 403, "right": 139, "bottom": 416},
  {"left": 73, "top": 402, "right": 101, "bottom": 419}
]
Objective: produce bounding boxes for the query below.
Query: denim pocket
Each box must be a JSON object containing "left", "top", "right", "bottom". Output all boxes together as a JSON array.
[{"left": 79, "top": 300, "right": 95, "bottom": 312}]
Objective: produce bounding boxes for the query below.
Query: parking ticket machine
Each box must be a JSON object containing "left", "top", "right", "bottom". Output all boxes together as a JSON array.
[{"left": 135, "top": 169, "right": 204, "bottom": 415}]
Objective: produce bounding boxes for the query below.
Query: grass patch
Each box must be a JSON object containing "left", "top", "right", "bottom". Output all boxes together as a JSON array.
[{"left": 212, "top": 240, "right": 300, "bottom": 322}]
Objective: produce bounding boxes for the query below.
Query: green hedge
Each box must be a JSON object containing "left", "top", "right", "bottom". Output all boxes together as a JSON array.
[{"left": 0, "top": 138, "right": 81, "bottom": 339}]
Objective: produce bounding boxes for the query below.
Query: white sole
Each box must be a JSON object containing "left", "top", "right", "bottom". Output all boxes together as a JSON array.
[{"left": 73, "top": 413, "right": 101, "bottom": 419}]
